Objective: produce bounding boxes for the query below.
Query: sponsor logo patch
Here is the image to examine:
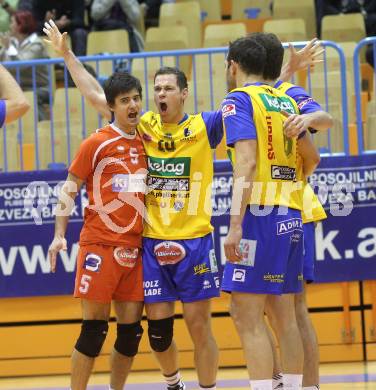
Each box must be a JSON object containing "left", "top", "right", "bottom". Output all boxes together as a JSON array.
[
  {"left": 83, "top": 253, "right": 102, "bottom": 272},
  {"left": 203, "top": 280, "right": 212, "bottom": 289},
  {"left": 142, "top": 133, "right": 152, "bottom": 142},
  {"left": 271, "top": 165, "right": 296, "bottom": 181},
  {"left": 222, "top": 103, "right": 236, "bottom": 118},
  {"left": 277, "top": 218, "right": 303, "bottom": 235},
  {"left": 232, "top": 268, "right": 246, "bottom": 282},
  {"left": 238, "top": 239, "right": 257, "bottom": 267},
  {"left": 114, "top": 247, "right": 139, "bottom": 267},
  {"left": 148, "top": 157, "right": 191, "bottom": 177},
  {"left": 112, "top": 174, "right": 146, "bottom": 192},
  {"left": 259, "top": 94, "right": 296, "bottom": 114},
  {"left": 194, "top": 263, "right": 210, "bottom": 275},
  {"left": 154, "top": 241, "right": 186, "bottom": 265}
]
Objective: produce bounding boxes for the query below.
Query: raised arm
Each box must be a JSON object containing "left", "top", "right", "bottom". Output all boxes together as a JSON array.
[
  {"left": 280, "top": 38, "right": 324, "bottom": 82},
  {"left": 43, "top": 20, "right": 111, "bottom": 120},
  {"left": 0, "top": 64, "right": 30, "bottom": 124}
]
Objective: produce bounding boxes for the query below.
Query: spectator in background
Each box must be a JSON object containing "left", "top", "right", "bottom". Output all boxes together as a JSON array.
[
  {"left": 91, "top": 0, "right": 144, "bottom": 52},
  {"left": 316, "top": 0, "right": 376, "bottom": 37},
  {"left": 0, "top": 0, "right": 18, "bottom": 32},
  {"left": 30, "top": 0, "right": 87, "bottom": 56},
  {"left": 0, "top": 10, "right": 49, "bottom": 119},
  {"left": 138, "top": 0, "right": 161, "bottom": 28}
]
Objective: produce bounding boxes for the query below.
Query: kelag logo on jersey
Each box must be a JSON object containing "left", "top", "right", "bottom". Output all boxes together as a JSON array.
[
  {"left": 148, "top": 157, "right": 191, "bottom": 177},
  {"left": 259, "top": 94, "right": 296, "bottom": 115}
]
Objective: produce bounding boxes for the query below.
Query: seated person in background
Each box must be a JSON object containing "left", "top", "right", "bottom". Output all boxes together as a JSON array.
[
  {"left": 0, "top": 10, "right": 49, "bottom": 120},
  {"left": 91, "top": 0, "right": 144, "bottom": 52},
  {"left": 0, "top": 0, "right": 18, "bottom": 32},
  {"left": 30, "top": 0, "right": 87, "bottom": 56},
  {"left": 316, "top": 0, "right": 376, "bottom": 37}
]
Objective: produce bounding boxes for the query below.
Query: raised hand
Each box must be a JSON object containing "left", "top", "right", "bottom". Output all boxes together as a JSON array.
[
  {"left": 288, "top": 38, "right": 324, "bottom": 72},
  {"left": 43, "top": 19, "right": 70, "bottom": 57}
]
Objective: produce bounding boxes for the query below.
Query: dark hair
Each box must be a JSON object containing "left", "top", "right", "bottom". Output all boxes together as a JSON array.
[
  {"left": 227, "top": 36, "right": 266, "bottom": 77},
  {"left": 248, "top": 32, "right": 284, "bottom": 80},
  {"left": 154, "top": 66, "right": 188, "bottom": 90},
  {"left": 103, "top": 72, "right": 142, "bottom": 105},
  {"left": 14, "top": 10, "right": 37, "bottom": 35}
]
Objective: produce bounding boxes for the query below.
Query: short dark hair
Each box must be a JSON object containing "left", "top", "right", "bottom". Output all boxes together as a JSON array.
[
  {"left": 227, "top": 36, "right": 266, "bottom": 77},
  {"left": 248, "top": 32, "right": 284, "bottom": 80},
  {"left": 154, "top": 66, "right": 188, "bottom": 90},
  {"left": 103, "top": 72, "right": 142, "bottom": 105}
]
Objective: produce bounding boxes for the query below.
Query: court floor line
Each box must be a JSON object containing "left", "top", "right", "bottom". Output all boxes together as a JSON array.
[{"left": 18, "top": 373, "right": 376, "bottom": 390}]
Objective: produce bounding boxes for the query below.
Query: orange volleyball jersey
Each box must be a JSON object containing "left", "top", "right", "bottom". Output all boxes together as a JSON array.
[{"left": 69, "top": 124, "right": 147, "bottom": 248}]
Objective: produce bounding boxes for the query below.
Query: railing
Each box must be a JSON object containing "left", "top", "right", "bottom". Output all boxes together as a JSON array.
[
  {"left": 354, "top": 36, "right": 376, "bottom": 154},
  {"left": 0, "top": 41, "right": 350, "bottom": 172}
]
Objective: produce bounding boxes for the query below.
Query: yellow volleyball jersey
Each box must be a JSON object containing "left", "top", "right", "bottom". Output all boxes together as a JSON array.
[
  {"left": 276, "top": 81, "right": 327, "bottom": 223},
  {"left": 227, "top": 84, "right": 303, "bottom": 210},
  {"left": 138, "top": 111, "right": 214, "bottom": 239}
]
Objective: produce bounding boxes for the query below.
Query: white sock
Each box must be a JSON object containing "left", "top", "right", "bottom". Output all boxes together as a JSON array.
[
  {"left": 250, "top": 379, "right": 273, "bottom": 390},
  {"left": 164, "top": 370, "right": 183, "bottom": 388},
  {"left": 283, "top": 374, "right": 303, "bottom": 389},
  {"left": 303, "top": 386, "right": 320, "bottom": 389},
  {"left": 272, "top": 373, "right": 283, "bottom": 388}
]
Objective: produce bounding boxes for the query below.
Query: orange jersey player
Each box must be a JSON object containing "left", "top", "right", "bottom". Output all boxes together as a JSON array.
[{"left": 48, "top": 72, "right": 146, "bottom": 390}]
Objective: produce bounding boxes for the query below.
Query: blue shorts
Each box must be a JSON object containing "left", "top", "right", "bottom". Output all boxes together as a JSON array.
[
  {"left": 221, "top": 207, "right": 304, "bottom": 295},
  {"left": 303, "top": 222, "right": 315, "bottom": 283},
  {"left": 142, "top": 233, "right": 220, "bottom": 303}
]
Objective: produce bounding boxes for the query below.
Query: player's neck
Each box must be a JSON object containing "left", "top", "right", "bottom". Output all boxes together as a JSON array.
[
  {"left": 237, "top": 73, "right": 266, "bottom": 87},
  {"left": 112, "top": 120, "right": 136, "bottom": 135}
]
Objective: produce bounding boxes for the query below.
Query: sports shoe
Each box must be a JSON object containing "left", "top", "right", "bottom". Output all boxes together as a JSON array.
[{"left": 167, "top": 382, "right": 186, "bottom": 390}]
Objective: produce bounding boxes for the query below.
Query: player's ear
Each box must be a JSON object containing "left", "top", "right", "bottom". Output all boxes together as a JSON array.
[{"left": 181, "top": 87, "right": 188, "bottom": 101}]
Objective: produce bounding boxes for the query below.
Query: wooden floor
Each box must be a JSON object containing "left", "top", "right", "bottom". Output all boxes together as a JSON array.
[{"left": 0, "top": 362, "right": 375, "bottom": 389}]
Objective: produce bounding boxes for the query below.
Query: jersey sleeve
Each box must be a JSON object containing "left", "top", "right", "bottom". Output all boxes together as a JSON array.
[
  {"left": 201, "top": 110, "right": 224, "bottom": 149},
  {"left": 221, "top": 91, "right": 256, "bottom": 147},
  {"left": 285, "top": 85, "right": 322, "bottom": 114},
  {"left": 69, "top": 136, "right": 98, "bottom": 181},
  {"left": 0, "top": 100, "right": 6, "bottom": 127}
]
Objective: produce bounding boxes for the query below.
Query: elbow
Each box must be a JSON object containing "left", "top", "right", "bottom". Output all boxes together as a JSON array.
[{"left": 20, "top": 99, "right": 30, "bottom": 115}]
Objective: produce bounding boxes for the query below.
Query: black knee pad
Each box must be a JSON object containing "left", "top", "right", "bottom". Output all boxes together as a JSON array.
[
  {"left": 147, "top": 316, "right": 174, "bottom": 352},
  {"left": 114, "top": 321, "right": 144, "bottom": 357},
  {"left": 75, "top": 320, "right": 108, "bottom": 358}
]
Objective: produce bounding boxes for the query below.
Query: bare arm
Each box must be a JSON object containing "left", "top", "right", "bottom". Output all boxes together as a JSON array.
[
  {"left": 284, "top": 110, "right": 334, "bottom": 138},
  {"left": 43, "top": 20, "right": 111, "bottom": 120},
  {"left": 298, "top": 133, "right": 321, "bottom": 177},
  {"left": 224, "top": 140, "right": 257, "bottom": 262},
  {"left": 0, "top": 64, "right": 30, "bottom": 124},
  {"left": 48, "top": 172, "right": 83, "bottom": 273},
  {"left": 280, "top": 38, "right": 324, "bottom": 82}
]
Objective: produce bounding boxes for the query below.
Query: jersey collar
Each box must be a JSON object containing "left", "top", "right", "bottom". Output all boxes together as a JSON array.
[{"left": 110, "top": 123, "right": 137, "bottom": 139}]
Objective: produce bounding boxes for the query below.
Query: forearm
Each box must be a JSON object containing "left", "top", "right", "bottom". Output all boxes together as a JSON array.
[
  {"left": 63, "top": 50, "right": 110, "bottom": 119},
  {"left": 54, "top": 214, "right": 69, "bottom": 238},
  {"left": 304, "top": 111, "right": 334, "bottom": 132},
  {"left": 230, "top": 161, "right": 255, "bottom": 228},
  {"left": 298, "top": 134, "right": 321, "bottom": 177},
  {"left": 0, "top": 64, "right": 29, "bottom": 123}
]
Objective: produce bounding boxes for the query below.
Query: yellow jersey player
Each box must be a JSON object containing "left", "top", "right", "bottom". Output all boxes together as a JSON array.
[{"left": 222, "top": 35, "right": 306, "bottom": 390}]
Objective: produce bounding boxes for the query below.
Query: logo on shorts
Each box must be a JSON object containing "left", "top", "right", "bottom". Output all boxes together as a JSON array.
[
  {"left": 194, "top": 263, "right": 210, "bottom": 275},
  {"left": 154, "top": 241, "right": 186, "bottom": 265},
  {"left": 209, "top": 249, "right": 218, "bottom": 273},
  {"left": 203, "top": 280, "right": 212, "bottom": 289},
  {"left": 83, "top": 253, "right": 102, "bottom": 272},
  {"left": 232, "top": 268, "right": 246, "bottom": 282},
  {"left": 113, "top": 247, "right": 138, "bottom": 267},
  {"left": 238, "top": 239, "right": 257, "bottom": 267},
  {"left": 277, "top": 218, "right": 303, "bottom": 235},
  {"left": 214, "top": 276, "right": 220, "bottom": 288}
]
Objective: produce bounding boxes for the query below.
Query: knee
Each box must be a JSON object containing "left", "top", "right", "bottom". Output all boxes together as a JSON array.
[
  {"left": 147, "top": 316, "right": 174, "bottom": 353},
  {"left": 75, "top": 320, "right": 108, "bottom": 358},
  {"left": 115, "top": 321, "right": 144, "bottom": 357}
]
